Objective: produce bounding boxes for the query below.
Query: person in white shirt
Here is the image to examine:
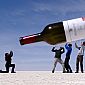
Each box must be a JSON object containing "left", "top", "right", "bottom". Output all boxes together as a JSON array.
[{"left": 75, "top": 42, "right": 85, "bottom": 73}]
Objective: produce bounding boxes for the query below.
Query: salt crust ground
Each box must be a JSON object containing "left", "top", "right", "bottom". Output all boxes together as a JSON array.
[{"left": 0, "top": 71, "right": 85, "bottom": 85}]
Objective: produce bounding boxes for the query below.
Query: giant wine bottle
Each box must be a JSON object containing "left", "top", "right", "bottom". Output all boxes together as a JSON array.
[{"left": 19, "top": 17, "right": 85, "bottom": 45}]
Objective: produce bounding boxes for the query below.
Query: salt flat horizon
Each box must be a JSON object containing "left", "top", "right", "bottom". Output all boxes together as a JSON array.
[{"left": 0, "top": 71, "right": 85, "bottom": 85}]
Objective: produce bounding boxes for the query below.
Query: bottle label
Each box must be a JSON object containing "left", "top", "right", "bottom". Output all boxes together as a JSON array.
[{"left": 63, "top": 17, "right": 85, "bottom": 42}]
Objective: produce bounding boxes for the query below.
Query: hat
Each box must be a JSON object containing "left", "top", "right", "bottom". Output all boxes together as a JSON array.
[
  {"left": 5, "top": 53, "right": 9, "bottom": 56},
  {"left": 83, "top": 41, "right": 85, "bottom": 46},
  {"left": 68, "top": 43, "right": 72, "bottom": 46}
]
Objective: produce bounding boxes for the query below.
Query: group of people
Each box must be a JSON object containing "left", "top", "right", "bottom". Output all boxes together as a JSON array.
[
  {"left": 52, "top": 42, "right": 85, "bottom": 73},
  {"left": 0, "top": 41, "right": 85, "bottom": 73},
  {"left": 0, "top": 51, "right": 16, "bottom": 73}
]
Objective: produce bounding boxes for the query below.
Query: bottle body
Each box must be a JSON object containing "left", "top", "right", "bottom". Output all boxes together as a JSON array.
[
  {"left": 41, "top": 22, "right": 66, "bottom": 45},
  {"left": 19, "top": 17, "right": 85, "bottom": 45}
]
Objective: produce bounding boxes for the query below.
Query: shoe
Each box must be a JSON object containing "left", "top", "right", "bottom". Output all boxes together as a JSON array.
[
  {"left": 11, "top": 71, "right": 16, "bottom": 73},
  {"left": 75, "top": 71, "right": 78, "bottom": 73},
  {"left": 67, "top": 70, "right": 69, "bottom": 73},
  {"left": 69, "top": 71, "right": 73, "bottom": 73},
  {"left": 52, "top": 70, "right": 54, "bottom": 73},
  {"left": 0, "top": 70, "right": 2, "bottom": 73},
  {"left": 81, "top": 71, "right": 84, "bottom": 73},
  {"left": 63, "top": 70, "right": 67, "bottom": 73}
]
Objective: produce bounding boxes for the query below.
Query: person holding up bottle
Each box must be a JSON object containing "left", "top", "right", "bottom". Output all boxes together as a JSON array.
[
  {"left": 75, "top": 42, "right": 85, "bottom": 73},
  {"left": 5, "top": 51, "right": 16, "bottom": 73},
  {"left": 0, "top": 51, "right": 16, "bottom": 73},
  {"left": 52, "top": 46, "right": 66, "bottom": 73},
  {"left": 64, "top": 43, "right": 72, "bottom": 73}
]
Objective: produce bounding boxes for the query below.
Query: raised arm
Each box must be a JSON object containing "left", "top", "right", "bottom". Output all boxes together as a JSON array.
[
  {"left": 10, "top": 51, "right": 13, "bottom": 57},
  {"left": 65, "top": 43, "right": 69, "bottom": 49},
  {"left": 52, "top": 47, "right": 56, "bottom": 52},
  {"left": 75, "top": 43, "right": 80, "bottom": 50},
  {"left": 60, "top": 47, "right": 65, "bottom": 54}
]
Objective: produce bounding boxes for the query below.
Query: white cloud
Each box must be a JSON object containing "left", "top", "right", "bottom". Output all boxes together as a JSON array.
[{"left": 32, "top": 0, "right": 85, "bottom": 16}]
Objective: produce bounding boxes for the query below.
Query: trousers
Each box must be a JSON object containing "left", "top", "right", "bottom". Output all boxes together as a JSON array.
[
  {"left": 76, "top": 55, "right": 83, "bottom": 73},
  {"left": 5, "top": 63, "right": 15, "bottom": 73},
  {"left": 52, "top": 58, "right": 65, "bottom": 72},
  {"left": 64, "top": 55, "right": 72, "bottom": 73}
]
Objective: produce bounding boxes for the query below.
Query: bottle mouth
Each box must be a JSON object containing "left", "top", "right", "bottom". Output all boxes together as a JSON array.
[{"left": 19, "top": 33, "right": 41, "bottom": 45}]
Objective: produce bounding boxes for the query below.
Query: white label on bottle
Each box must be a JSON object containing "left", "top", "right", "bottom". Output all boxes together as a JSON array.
[{"left": 63, "top": 17, "right": 85, "bottom": 42}]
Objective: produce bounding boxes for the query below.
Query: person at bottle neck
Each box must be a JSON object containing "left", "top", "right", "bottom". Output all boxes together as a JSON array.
[
  {"left": 75, "top": 41, "right": 85, "bottom": 73},
  {"left": 52, "top": 46, "right": 66, "bottom": 73},
  {"left": 5, "top": 51, "right": 16, "bottom": 73},
  {"left": 64, "top": 43, "right": 72, "bottom": 73}
]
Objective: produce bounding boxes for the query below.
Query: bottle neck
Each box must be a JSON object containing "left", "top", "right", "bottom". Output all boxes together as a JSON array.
[{"left": 19, "top": 33, "right": 43, "bottom": 45}]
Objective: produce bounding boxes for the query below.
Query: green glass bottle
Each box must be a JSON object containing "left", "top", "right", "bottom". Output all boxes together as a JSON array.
[
  {"left": 19, "top": 22, "right": 66, "bottom": 45},
  {"left": 19, "top": 17, "right": 85, "bottom": 45}
]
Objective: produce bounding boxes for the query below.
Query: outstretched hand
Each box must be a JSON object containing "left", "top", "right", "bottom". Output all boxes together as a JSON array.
[{"left": 10, "top": 51, "right": 13, "bottom": 57}]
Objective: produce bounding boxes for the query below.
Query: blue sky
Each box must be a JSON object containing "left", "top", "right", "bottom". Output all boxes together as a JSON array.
[{"left": 0, "top": 0, "right": 85, "bottom": 71}]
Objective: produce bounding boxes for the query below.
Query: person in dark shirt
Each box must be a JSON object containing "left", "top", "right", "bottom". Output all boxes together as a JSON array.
[
  {"left": 64, "top": 43, "right": 72, "bottom": 73},
  {"left": 52, "top": 46, "right": 65, "bottom": 73},
  {"left": 5, "top": 51, "right": 16, "bottom": 73},
  {"left": 0, "top": 51, "right": 16, "bottom": 73}
]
